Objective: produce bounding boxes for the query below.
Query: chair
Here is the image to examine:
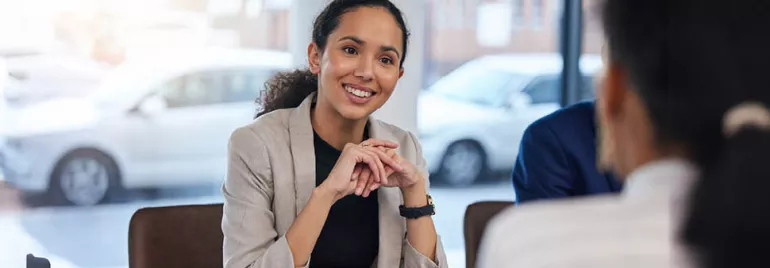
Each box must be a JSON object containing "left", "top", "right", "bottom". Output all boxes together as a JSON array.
[
  {"left": 463, "top": 201, "right": 515, "bottom": 268},
  {"left": 128, "top": 203, "right": 224, "bottom": 268},
  {"left": 26, "top": 254, "right": 50, "bottom": 268}
]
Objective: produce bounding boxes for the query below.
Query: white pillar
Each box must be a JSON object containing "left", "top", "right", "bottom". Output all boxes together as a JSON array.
[
  {"left": 289, "top": 0, "right": 426, "bottom": 133},
  {"left": 290, "top": 0, "right": 327, "bottom": 67}
]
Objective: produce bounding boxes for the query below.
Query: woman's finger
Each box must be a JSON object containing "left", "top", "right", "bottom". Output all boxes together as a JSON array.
[
  {"left": 362, "top": 174, "right": 374, "bottom": 197},
  {"left": 359, "top": 147, "right": 386, "bottom": 184},
  {"left": 365, "top": 147, "right": 403, "bottom": 173},
  {"left": 367, "top": 182, "right": 381, "bottom": 198},
  {"left": 346, "top": 180, "right": 358, "bottom": 196},
  {"left": 356, "top": 168, "right": 372, "bottom": 196},
  {"left": 363, "top": 180, "right": 380, "bottom": 198},
  {"left": 361, "top": 146, "right": 399, "bottom": 186},
  {"left": 356, "top": 150, "right": 382, "bottom": 185},
  {"left": 351, "top": 164, "right": 363, "bottom": 181},
  {"left": 361, "top": 138, "right": 399, "bottom": 149}
]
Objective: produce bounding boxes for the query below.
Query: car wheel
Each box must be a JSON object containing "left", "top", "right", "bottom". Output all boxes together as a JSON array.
[
  {"left": 438, "top": 140, "right": 487, "bottom": 187},
  {"left": 49, "top": 150, "right": 119, "bottom": 206}
]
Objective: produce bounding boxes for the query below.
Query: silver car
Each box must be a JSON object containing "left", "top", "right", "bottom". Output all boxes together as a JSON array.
[
  {"left": 418, "top": 53, "right": 602, "bottom": 186},
  {"left": 0, "top": 48, "right": 289, "bottom": 206}
]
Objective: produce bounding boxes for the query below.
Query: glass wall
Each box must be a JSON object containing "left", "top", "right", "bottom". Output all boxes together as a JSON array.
[
  {"left": 0, "top": 0, "right": 592, "bottom": 267},
  {"left": 0, "top": 0, "right": 290, "bottom": 266},
  {"left": 418, "top": 0, "right": 567, "bottom": 265}
]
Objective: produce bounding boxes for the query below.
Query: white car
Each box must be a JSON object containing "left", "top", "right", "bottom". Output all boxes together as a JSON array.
[
  {"left": 0, "top": 48, "right": 290, "bottom": 206},
  {"left": 418, "top": 53, "right": 602, "bottom": 186}
]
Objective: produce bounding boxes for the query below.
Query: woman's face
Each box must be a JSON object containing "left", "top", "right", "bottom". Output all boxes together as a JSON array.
[
  {"left": 308, "top": 6, "right": 405, "bottom": 120},
  {"left": 596, "top": 44, "right": 615, "bottom": 172}
]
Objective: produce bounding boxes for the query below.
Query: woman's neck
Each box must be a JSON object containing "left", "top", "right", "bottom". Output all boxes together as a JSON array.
[{"left": 311, "top": 100, "right": 368, "bottom": 151}]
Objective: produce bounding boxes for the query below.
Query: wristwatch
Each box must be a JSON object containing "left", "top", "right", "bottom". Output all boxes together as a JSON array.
[{"left": 399, "top": 195, "right": 435, "bottom": 219}]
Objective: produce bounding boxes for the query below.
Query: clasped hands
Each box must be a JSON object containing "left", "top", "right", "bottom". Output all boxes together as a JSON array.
[{"left": 320, "top": 138, "right": 423, "bottom": 202}]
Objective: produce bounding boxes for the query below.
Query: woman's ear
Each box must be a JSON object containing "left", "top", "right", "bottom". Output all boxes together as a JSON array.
[
  {"left": 398, "top": 67, "right": 404, "bottom": 79},
  {"left": 307, "top": 42, "right": 321, "bottom": 74},
  {"left": 600, "top": 60, "right": 628, "bottom": 120}
]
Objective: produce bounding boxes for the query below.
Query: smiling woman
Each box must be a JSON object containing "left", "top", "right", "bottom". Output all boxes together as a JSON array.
[{"left": 222, "top": 1, "right": 447, "bottom": 268}]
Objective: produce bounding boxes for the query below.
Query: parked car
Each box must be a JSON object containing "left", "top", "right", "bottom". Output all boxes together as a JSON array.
[
  {"left": 418, "top": 53, "right": 602, "bottom": 186},
  {"left": 0, "top": 48, "right": 290, "bottom": 206}
]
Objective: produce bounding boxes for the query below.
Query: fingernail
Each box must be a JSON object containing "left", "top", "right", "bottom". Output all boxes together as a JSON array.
[{"left": 356, "top": 188, "right": 362, "bottom": 195}]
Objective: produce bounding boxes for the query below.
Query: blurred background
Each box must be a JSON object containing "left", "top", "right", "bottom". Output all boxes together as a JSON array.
[{"left": 0, "top": 0, "right": 603, "bottom": 267}]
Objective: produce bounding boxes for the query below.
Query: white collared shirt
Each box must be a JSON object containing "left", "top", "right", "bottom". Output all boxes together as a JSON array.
[{"left": 477, "top": 158, "right": 697, "bottom": 268}]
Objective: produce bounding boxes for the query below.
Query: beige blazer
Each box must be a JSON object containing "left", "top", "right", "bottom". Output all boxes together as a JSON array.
[{"left": 222, "top": 93, "right": 448, "bottom": 268}]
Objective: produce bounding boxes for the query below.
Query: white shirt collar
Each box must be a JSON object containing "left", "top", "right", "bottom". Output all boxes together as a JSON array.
[{"left": 622, "top": 158, "right": 698, "bottom": 202}]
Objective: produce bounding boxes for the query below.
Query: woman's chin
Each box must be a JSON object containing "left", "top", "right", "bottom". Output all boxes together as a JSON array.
[{"left": 338, "top": 106, "right": 373, "bottom": 121}]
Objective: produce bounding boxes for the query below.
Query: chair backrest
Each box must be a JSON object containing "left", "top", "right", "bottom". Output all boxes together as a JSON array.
[
  {"left": 464, "top": 201, "right": 515, "bottom": 268},
  {"left": 26, "top": 254, "right": 51, "bottom": 268},
  {"left": 128, "top": 203, "right": 224, "bottom": 268}
]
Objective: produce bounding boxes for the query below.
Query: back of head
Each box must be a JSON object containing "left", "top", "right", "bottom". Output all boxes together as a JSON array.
[
  {"left": 601, "top": 0, "right": 770, "bottom": 266},
  {"left": 255, "top": 0, "right": 409, "bottom": 118}
]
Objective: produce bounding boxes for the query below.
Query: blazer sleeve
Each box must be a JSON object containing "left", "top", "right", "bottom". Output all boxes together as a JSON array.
[
  {"left": 400, "top": 131, "right": 449, "bottom": 268},
  {"left": 511, "top": 122, "right": 575, "bottom": 204},
  {"left": 222, "top": 127, "right": 309, "bottom": 268}
]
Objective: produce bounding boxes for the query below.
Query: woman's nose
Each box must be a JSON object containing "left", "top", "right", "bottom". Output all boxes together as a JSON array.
[{"left": 354, "top": 57, "right": 374, "bottom": 81}]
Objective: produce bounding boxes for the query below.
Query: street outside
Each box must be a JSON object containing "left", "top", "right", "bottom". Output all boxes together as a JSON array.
[{"left": 0, "top": 178, "right": 514, "bottom": 268}]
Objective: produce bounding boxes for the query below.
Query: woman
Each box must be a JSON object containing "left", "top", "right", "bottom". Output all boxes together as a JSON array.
[
  {"left": 222, "top": 1, "right": 447, "bottom": 267},
  {"left": 478, "top": 0, "right": 770, "bottom": 267}
]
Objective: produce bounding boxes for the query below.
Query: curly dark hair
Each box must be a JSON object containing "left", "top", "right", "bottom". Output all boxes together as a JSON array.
[
  {"left": 255, "top": 69, "right": 318, "bottom": 118},
  {"left": 254, "top": 0, "right": 410, "bottom": 118}
]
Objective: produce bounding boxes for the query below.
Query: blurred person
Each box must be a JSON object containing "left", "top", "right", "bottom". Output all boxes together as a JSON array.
[
  {"left": 478, "top": 0, "right": 770, "bottom": 267},
  {"left": 221, "top": 1, "right": 447, "bottom": 268},
  {"left": 512, "top": 46, "right": 621, "bottom": 202}
]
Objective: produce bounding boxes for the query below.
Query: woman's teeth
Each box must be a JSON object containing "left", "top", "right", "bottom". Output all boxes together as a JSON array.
[{"left": 345, "top": 85, "right": 372, "bottom": 98}]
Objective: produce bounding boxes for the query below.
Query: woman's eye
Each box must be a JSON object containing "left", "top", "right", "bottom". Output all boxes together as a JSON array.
[
  {"left": 343, "top": 47, "right": 357, "bottom": 55},
  {"left": 380, "top": 57, "right": 394, "bottom": 65}
]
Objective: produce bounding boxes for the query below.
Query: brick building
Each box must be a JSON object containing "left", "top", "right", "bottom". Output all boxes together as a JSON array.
[{"left": 221, "top": 0, "right": 603, "bottom": 85}]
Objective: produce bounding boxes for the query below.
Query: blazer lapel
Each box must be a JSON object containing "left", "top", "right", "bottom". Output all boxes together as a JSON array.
[
  {"left": 288, "top": 93, "right": 317, "bottom": 216},
  {"left": 370, "top": 120, "right": 406, "bottom": 267}
]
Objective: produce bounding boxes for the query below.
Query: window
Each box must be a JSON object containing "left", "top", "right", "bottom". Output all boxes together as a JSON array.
[
  {"left": 423, "top": 2, "right": 562, "bottom": 264},
  {"left": 430, "top": 69, "right": 515, "bottom": 107},
  {"left": 512, "top": 0, "right": 525, "bottom": 28},
  {"left": 523, "top": 75, "right": 560, "bottom": 104},
  {"left": 161, "top": 72, "right": 225, "bottom": 108},
  {"left": 580, "top": 75, "right": 597, "bottom": 101},
  {"left": 222, "top": 69, "right": 275, "bottom": 103},
  {"left": 0, "top": 1, "right": 584, "bottom": 268},
  {"left": 531, "top": 0, "right": 545, "bottom": 29},
  {"left": 522, "top": 74, "right": 596, "bottom": 104},
  {"left": 433, "top": 0, "right": 468, "bottom": 29}
]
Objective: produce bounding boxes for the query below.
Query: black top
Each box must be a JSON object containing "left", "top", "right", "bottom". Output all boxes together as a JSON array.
[{"left": 310, "top": 126, "right": 380, "bottom": 268}]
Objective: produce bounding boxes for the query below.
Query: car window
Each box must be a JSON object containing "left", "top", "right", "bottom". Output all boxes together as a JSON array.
[
  {"left": 430, "top": 69, "right": 516, "bottom": 106},
  {"left": 222, "top": 68, "right": 276, "bottom": 103},
  {"left": 523, "top": 75, "right": 560, "bottom": 104},
  {"left": 162, "top": 72, "right": 225, "bottom": 108},
  {"left": 522, "top": 74, "right": 596, "bottom": 104}
]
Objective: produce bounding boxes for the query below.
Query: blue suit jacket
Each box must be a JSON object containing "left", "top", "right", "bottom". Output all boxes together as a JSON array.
[{"left": 512, "top": 102, "right": 622, "bottom": 203}]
